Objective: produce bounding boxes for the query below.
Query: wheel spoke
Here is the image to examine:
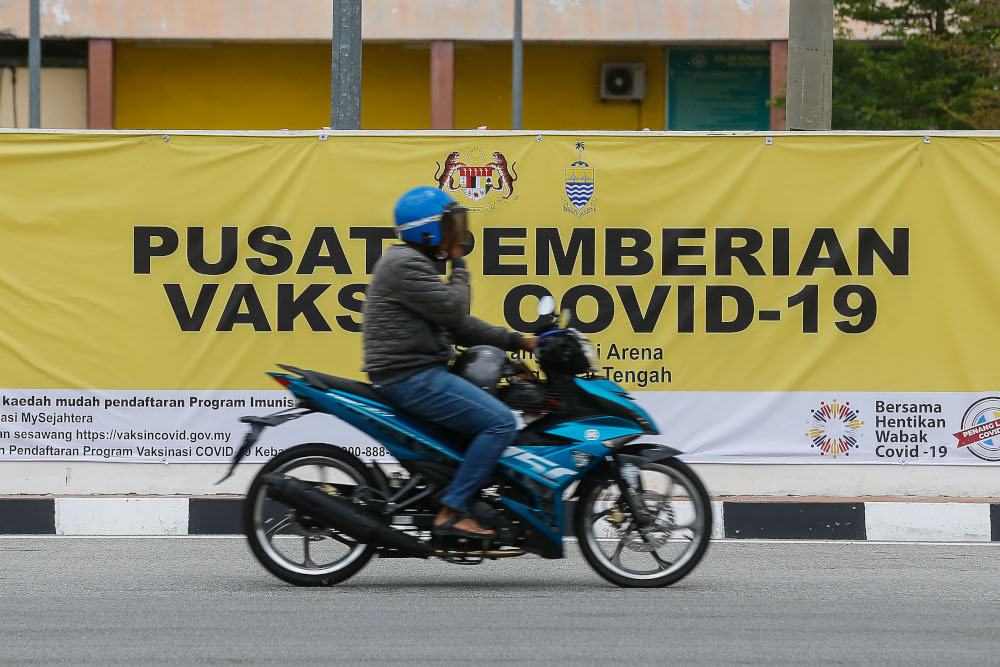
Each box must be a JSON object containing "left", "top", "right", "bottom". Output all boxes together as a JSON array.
[
  {"left": 632, "top": 525, "right": 657, "bottom": 548},
  {"left": 649, "top": 550, "right": 672, "bottom": 570},
  {"left": 609, "top": 538, "right": 627, "bottom": 565},
  {"left": 251, "top": 453, "right": 381, "bottom": 579},
  {"left": 582, "top": 462, "right": 712, "bottom": 582},
  {"left": 265, "top": 515, "right": 294, "bottom": 540},
  {"left": 302, "top": 536, "right": 315, "bottom": 568}
]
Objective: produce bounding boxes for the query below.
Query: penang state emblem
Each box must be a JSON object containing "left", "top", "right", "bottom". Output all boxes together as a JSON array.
[
  {"left": 562, "top": 141, "right": 597, "bottom": 217},
  {"left": 433, "top": 146, "right": 518, "bottom": 211},
  {"left": 805, "top": 399, "right": 864, "bottom": 459}
]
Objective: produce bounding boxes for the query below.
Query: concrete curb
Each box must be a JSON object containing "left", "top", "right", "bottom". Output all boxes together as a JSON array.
[{"left": 2, "top": 497, "right": 999, "bottom": 541}]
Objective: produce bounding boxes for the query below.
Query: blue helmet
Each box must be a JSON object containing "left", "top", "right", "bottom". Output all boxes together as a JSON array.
[{"left": 393, "top": 186, "right": 462, "bottom": 246}]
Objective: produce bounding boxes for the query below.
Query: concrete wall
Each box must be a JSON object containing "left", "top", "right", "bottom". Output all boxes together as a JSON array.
[
  {"left": 0, "top": 0, "right": 796, "bottom": 41},
  {"left": 2, "top": 461, "right": 997, "bottom": 499}
]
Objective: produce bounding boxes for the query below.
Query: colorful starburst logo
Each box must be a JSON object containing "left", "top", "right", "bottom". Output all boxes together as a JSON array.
[{"left": 805, "top": 399, "right": 864, "bottom": 458}]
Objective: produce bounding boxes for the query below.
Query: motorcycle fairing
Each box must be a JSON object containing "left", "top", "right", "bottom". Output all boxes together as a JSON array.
[
  {"left": 256, "top": 371, "right": 664, "bottom": 555},
  {"left": 275, "top": 374, "right": 456, "bottom": 462},
  {"left": 494, "top": 436, "right": 610, "bottom": 548},
  {"left": 574, "top": 377, "right": 659, "bottom": 434},
  {"left": 539, "top": 415, "right": 646, "bottom": 445}
]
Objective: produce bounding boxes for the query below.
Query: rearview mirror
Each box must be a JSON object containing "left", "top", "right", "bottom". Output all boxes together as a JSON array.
[{"left": 537, "top": 295, "right": 555, "bottom": 316}]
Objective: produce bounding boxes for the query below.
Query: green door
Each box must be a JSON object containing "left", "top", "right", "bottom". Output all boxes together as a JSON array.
[{"left": 668, "top": 50, "right": 771, "bottom": 131}]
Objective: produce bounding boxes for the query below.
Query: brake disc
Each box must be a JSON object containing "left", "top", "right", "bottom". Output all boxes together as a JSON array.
[{"left": 623, "top": 491, "right": 675, "bottom": 552}]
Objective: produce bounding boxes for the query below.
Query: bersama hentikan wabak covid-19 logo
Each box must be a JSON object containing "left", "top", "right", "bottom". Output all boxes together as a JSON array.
[{"left": 805, "top": 399, "right": 864, "bottom": 459}]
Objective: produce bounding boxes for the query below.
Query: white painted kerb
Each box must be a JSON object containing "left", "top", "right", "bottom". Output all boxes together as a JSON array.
[
  {"left": 55, "top": 498, "right": 189, "bottom": 536},
  {"left": 864, "top": 502, "right": 992, "bottom": 542}
]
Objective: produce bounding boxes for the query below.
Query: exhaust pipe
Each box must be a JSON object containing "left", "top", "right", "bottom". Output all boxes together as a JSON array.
[{"left": 260, "top": 473, "right": 432, "bottom": 555}]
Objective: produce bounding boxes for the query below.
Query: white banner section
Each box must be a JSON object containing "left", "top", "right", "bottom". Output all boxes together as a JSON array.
[
  {"left": 0, "top": 389, "right": 388, "bottom": 463},
  {"left": 1, "top": 389, "right": 998, "bottom": 465}
]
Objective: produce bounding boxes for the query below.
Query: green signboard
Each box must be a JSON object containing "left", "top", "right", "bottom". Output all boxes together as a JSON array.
[{"left": 669, "top": 50, "right": 771, "bottom": 131}]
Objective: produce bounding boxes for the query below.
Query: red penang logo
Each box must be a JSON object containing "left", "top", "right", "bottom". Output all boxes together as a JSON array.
[{"left": 954, "top": 397, "right": 1000, "bottom": 461}]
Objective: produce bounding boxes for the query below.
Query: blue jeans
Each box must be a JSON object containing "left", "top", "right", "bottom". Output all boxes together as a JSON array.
[{"left": 377, "top": 366, "right": 517, "bottom": 513}]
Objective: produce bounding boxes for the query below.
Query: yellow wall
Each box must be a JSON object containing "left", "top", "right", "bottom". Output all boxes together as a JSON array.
[
  {"left": 455, "top": 45, "right": 665, "bottom": 131},
  {"left": 115, "top": 42, "right": 429, "bottom": 130},
  {"left": 115, "top": 41, "right": 664, "bottom": 131}
]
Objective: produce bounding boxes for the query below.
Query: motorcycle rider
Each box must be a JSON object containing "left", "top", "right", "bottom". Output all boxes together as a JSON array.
[{"left": 362, "top": 186, "right": 536, "bottom": 539}]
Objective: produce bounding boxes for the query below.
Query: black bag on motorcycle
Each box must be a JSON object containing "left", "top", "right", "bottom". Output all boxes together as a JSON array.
[{"left": 537, "top": 332, "right": 591, "bottom": 376}]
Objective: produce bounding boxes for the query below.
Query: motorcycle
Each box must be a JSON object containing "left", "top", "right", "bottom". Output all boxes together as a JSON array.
[{"left": 221, "top": 297, "right": 712, "bottom": 587}]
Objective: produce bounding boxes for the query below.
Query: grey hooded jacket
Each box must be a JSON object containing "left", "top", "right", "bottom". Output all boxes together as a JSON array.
[{"left": 361, "top": 244, "right": 523, "bottom": 385}]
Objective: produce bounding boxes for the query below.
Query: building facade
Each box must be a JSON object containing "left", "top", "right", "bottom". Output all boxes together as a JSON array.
[{"left": 0, "top": 0, "right": 841, "bottom": 132}]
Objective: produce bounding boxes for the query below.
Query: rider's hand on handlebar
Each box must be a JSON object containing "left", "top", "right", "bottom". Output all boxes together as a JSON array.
[{"left": 521, "top": 336, "right": 538, "bottom": 353}]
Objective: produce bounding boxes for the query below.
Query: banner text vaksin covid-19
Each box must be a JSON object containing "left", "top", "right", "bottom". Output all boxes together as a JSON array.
[{"left": 134, "top": 225, "right": 908, "bottom": 335}]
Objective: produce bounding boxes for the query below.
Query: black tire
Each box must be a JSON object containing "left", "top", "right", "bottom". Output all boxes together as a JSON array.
[
  {"left": 243, "top": 443, "right": 380, "bottom": 586},
  {"left": 575, "top": 457, "right": 712, "bottom": 588}
]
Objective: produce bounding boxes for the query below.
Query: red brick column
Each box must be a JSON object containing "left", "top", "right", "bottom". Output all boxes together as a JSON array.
[
  {"left": 88, "top": 39, "right": 114, "bottom": 129},
  {"left": 430, "top": 40, "right": 454, "bottom": 130},
  {"left": 770, "top": 40, "right": 788, "bottom": 131}
]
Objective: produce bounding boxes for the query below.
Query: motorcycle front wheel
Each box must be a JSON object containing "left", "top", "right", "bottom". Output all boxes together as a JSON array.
[
  {"left": 575, "top": 457, "right": 712, "bottom": 588},
  {"left": 243, "top": 443, "right": 380, "bottom": 586}
]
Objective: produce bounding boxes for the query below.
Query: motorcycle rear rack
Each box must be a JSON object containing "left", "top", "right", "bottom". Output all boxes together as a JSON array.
[{"left": 216, "top": 406, "right": 315, "bottom": 483}]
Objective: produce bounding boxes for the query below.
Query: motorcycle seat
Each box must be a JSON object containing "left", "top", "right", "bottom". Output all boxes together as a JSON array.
[
  {"left": 278, "top": 364, "right": 473, "bottom": 451},
  {"left": 277, "top": 365, "right": 386, "bottom": 405}
]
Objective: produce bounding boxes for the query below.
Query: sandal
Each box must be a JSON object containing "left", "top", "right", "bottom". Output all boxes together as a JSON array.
[{"left": 432, "top": 513, "right": 495, "bottom": 539}]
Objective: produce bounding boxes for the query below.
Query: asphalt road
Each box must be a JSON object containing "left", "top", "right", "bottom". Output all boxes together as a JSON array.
[{"left": 1, "top": 538, "right": 998, "bottom": 665}]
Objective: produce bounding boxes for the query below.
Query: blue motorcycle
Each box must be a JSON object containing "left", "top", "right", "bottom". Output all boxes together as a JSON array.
[{"left": 223, "top": 298, "right": 712, "bottom": 587}]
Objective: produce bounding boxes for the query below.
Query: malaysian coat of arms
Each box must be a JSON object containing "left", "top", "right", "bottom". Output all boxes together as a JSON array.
[
  {"left": 433, "top": 147, "right": 518, "bottom": 210},
  {"left": 562, "top": 141, "right": 597, "bottom": 217}
]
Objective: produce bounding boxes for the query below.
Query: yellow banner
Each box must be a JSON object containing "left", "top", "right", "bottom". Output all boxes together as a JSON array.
[{"left": 0, "top": 132, "right": 996, "bottom": 393}]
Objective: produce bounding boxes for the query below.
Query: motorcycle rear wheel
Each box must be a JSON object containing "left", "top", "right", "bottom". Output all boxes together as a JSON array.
[
  {"left": 243, "top": 443, "right": 380, "bottom": 586},
  {"left": 575, "top": 457, "right": 712, "bottom": 588}
]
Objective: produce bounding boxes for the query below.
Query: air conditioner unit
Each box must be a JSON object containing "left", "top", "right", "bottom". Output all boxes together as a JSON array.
[{"left": 600, "top": 62, "right": 646, "bottom": 101}]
